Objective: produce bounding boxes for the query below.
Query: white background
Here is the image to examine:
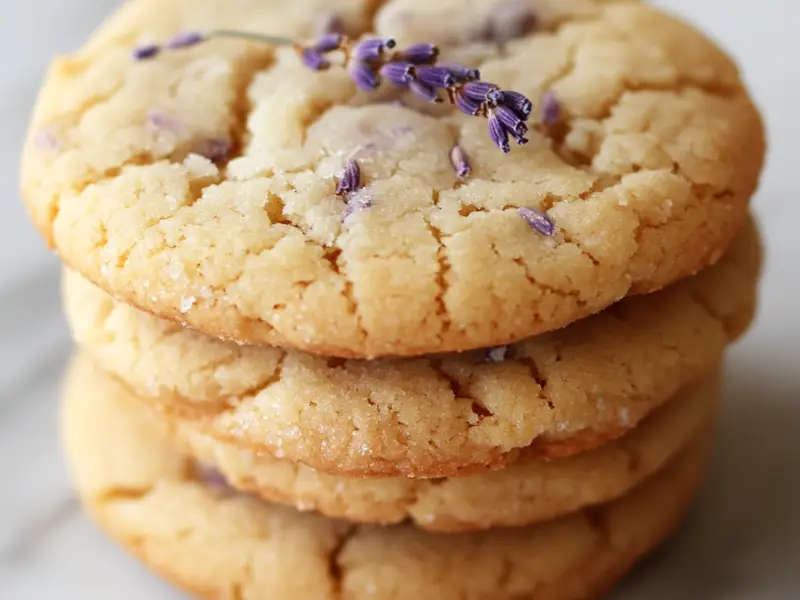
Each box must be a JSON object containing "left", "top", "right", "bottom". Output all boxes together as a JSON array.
[{"left": 0, "top": 1, "right": 797, "bottom": 597}]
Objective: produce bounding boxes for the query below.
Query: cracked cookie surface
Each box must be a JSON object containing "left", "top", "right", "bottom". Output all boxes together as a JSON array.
[
  {"left": 64, "top": 217, "right": 760, "bottom": 477},
  {"left": 74, "top": 353, "right": 718, "bottom": 531},
  {"left": 23, "top": 0, "right": 764, "bottom": 358},
  {"left": 63, "top": 352, "right": 711, "bottom": 600}
]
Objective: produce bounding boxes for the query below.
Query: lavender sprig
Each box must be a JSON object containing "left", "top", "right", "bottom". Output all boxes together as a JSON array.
[{"left": 132, "top": 29, "right": 535, "bottom": 154}]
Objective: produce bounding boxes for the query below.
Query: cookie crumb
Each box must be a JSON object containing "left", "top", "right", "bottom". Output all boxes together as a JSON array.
[
  {"left": 619, "top": 407, "right": 631, "bottom": 426},
  {"left": 179, "top": 296, "right": 197, "bottom": 313}
]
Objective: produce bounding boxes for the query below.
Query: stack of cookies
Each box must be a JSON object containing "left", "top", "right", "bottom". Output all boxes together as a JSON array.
[{"left": 21, "top": 0, "right": 765, "bottom": 597}]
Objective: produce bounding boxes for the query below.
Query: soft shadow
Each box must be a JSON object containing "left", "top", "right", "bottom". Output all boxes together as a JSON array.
[{"left": 612, "top": 355, "right": 800, "bottom": 599}]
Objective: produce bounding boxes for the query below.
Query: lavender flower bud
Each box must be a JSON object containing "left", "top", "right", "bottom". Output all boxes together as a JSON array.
[
  {"left": 409, "top": 80, "right": 440, "bottom": 102},
  {"left": 442, "top": 64, "right": 481, "bottom": 82},
  {"left": 342, "top": 193, "right": 372, "bottom": 220},
  {"left": 502, "top": 90, "right": 533, "bottom": 119},
  {"left": 449, "top": 144, "right": 472, "bottom": 179},
  {"left": 415, "top": 66, "right": 455, "bottom": 89},
  {"left": 352, "top": 38, "right": 396, "bottom": 63},
  {"left": 495, "top": 105, "right": 527, "bottom": 136},
  {"left": 379, "top": 61, "right": 416, "bottom": 86},
  {"left": 486, "top": 88, "right": 505, "bottom": 106},
  {"left": 302, "top": 48, "right": 330, "bottom": 71},
  {"left": 132, "top": 43, "right": 160, "bottom": 60},
  {"left": 461, "top": 81, "right": 500, "bottom": 103},
  {"left": 396, "top": 43, "right": 439, "bottom": 65},
  {"left": 540, "top": 91, "right": 561, "bottom": 126},
  {"left": 195, "top": 463, "right": 230, "bottom": 490},
  {"left": 336, "top": 159, "right": 362, "bottom": 196},
  {"left": 488, "top": 114, "right": 511, "bottom": 153},
  {"left": 518, "top": 207, "right": 555, "bottom": 236},
  {"left": 455, "top": 92, "right": 482, "bottom": 116},
  {"left": 313, "top": 33, "right": 344, "bottom": 53},
  {"left": 348, "top": 61, "right": 380, "bottom": 90},
  {"left": 165, "top": 31, "right": 205, "bottom": 49}
]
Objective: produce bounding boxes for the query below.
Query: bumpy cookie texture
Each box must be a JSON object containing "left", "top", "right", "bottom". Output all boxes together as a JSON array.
[
  {"left": 23, "top": 0, "right": 764, "bottom": 358},
  {"left": 63, "top": 217, "right": 759, "bottom": 477},
  {"left": 175, "top": 371, "right": 719, "bottom": 531},
  {"left": 63, "top": 353, "right": 710, "bottom": 600}
]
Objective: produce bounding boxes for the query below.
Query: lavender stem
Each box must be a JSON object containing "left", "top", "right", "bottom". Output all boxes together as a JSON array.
[{"left": 207, "top": 30, "right": 298, "bottom": 46}]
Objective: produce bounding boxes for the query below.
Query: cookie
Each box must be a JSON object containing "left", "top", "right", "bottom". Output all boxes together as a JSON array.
[
  {"left": 63, "top": 216, "right": 760, "bottom": 478},
  {"left": 23, "top": 0, "right": 764, "bottom": 358},
  {"left": 69, "top": 352, "right": 718, "bottom": 531},
  {"left": 63, "top": 352, "right": 711, "bottom": 600}
]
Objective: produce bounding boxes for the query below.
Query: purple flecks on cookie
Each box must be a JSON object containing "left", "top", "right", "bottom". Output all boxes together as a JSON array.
[
  {"left": 449, "top": 144, "right": 472, "bottom": 180},
  {"left": 518, "top": 207, "right": 555, "bottom": 236},
  {"left": 165, "top": 31, "right": 205, "bottom": 49},
  {"left": 132, "top": 43, "right": 160, "bottom": 60},
  {"left": 484, "top": 346, "right": 509, "bottom": 363},
  {"left": 194, "top": 463, "right": 231, "bottom": 490},
  {"left": 195, "top": 138, "right": 233, "bottom": 164},
  {"left": 146, "top": 109, "right": 181, "bottom": 132},
  {"left": 34, "top": 129, "right": 58, "bottom": 150},
  {"left": 540, "top": 91, "right": 561, "bottom": 126}
]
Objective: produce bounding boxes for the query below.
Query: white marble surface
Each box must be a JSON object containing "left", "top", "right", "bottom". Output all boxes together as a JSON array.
[{"left": 0, "top": 0, "right": 798, "bottom": 597}]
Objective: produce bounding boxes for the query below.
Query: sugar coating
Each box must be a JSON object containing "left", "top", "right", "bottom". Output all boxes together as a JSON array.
[
  {"left": 62, "top": 352, "right": 711, "bottom": 600},
  {"left": 63, "top": 217, "right": 762, "bottom": 478},
  {"left": 173, "top": 370, "right": 719, "bottom": 532},
  {"left": 22, "top": 0, "right": 765, "bottom": 358}
]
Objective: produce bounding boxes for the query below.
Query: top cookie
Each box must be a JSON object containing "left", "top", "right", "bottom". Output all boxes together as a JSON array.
[{"left": 21, "top": 0, "right": 764, "bottom": 357}]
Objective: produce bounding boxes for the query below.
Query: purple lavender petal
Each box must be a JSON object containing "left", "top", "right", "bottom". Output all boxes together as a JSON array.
[
  {"left": 540, "top": 91, "right": 561, "bottom": 126},
  {"left": 146, "top": 109, "right": 180, "bottom": 131},
  {"left": 409, "top": 80, "right": 439, "bottom": 103},
  {"left": 441, "top": 64, "right": 481, "bottom": 82},
  {"left": 449, "top": 144, "right": 472, "bottom": 179},
  {"left": 488, "top": 114, "right": 511, "bottom": 153},
  {"left": 484, "top": 346, "right": 508, "bottom": 363},
  {"left": 518, "top": 207, "right": 555, "bottom": 236},
  {"left": 415, "top": 66, "right": 455, "bottom": 89},
  {"left": 336, "top": 159, "right": 362, "bottom": 196},
  {"left": 455, "top": 92, "right": 482, "bottom": 116},
  {"left": 132, "top": 44, "right": 160, "bottom": 60},
  {"left": 348, "top": 61, "right": 380, "bottom": 90},
  {"left": 396, "top": 43, "right": 439, "bottom": 65},
  {"left": 495, "top": 105, "right": 527, "bottom": 136},
  {"left": 313, "top": 33, "right": 344, "bottom": 53},
  {"left": 352, "top": 38, "right": 396, "bottom": 63},
  {"left": 195, "top": 463, "right": 230, "bottom": 490},
  {"left": 461, "top": 81, "right": 499, "bottom": 103},
  {"left": 301, "top": 48, "right": 330, "bottom": 71},
  {"left": 379, "top": 61, "right": 415, "bottom": 86},
  {"left": 195, "top": 138, "right": 232, "bottom": 164},
  {"left": 502, "top": 90, "right": 533, "bottom": 119},
  {"left": 165, "top": 31, "right": 205, "bottom": 49}
]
